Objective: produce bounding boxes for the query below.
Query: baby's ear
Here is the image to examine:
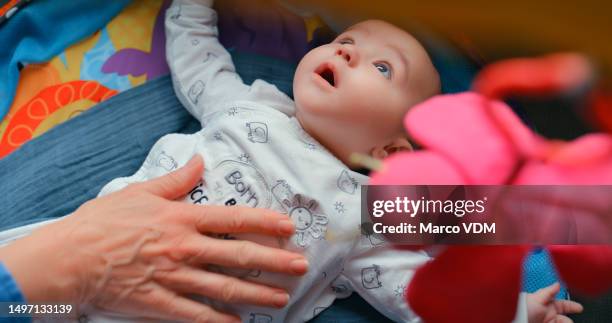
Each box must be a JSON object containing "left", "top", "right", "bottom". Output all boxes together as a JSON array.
[{"left": 371, "top": 137, "right": 413, "bottom": 159}]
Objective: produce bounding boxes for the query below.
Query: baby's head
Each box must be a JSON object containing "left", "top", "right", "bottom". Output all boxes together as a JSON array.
[{"left": 294, "top": 20, "right": 440, "bottom": 164}]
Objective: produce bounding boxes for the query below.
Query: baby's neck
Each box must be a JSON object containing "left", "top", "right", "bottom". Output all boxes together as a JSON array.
[{"left": 295, "top": 118, "right": 364, "bottom": 171}]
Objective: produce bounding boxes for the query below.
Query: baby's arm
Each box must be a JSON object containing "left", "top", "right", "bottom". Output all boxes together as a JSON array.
[
  {"left": 166, "top": 0, "right": 294, "bottom": 122},
  {"left": 342, "top": 243, "right": 430, "bottom": 322},
  {"left": 344, "top": 240, "right": 582, "bottom": 323},
  {"left": 165, "top": 0, "right": 250, "bottom": 122},
  {"left": 526, "top": 283, "right": 583, "bottom": 323}
]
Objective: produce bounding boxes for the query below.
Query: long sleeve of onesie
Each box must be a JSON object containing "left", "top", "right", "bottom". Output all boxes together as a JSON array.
[
  {"left": 340, "top": 238, "right": 430, "bottom": 322},
  {"left": 340, "top": 240, "right": 530, "bottom": 322},
  {"left": 165, "top": 0, "right": 295, "bottom": 123}
]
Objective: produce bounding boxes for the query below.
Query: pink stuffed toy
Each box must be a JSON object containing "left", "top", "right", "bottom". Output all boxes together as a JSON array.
[{"left": 369, "top": 53, "right": 612, "bottom": 322}]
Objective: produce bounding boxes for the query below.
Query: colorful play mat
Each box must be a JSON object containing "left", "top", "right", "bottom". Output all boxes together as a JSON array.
[{"left": 0, "top": 0, "right": 329, "bottom": 158}]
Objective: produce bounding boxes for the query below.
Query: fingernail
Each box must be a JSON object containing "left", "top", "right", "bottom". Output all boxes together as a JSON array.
[
  {"left": 290, "top": 258, "right": 309, "bottom": 274},
  {"left": 279, "top": 220, "right": 294, "bottom": 235},
  {"left": 272, "top": 292, "right": 290, "bottom": 307}
]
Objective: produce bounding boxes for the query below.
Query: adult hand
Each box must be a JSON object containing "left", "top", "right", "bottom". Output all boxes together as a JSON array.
[{"left": 0, "top": 155, "right": 307, "bottom": 323}]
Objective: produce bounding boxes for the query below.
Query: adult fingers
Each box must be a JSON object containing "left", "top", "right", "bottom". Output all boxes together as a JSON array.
[
  {"left": 552, "top": 315, "right": 573, "bottom": 323},
  {"left": 183, "top": 235, "right": 308, "bottom": 275},
  {"left": 180, "top": 204, "right": 295, "bottom": 236},
  {"left": 109, "top": 286, "right": 239, "bottom": 323},
  {"left": 153, "top": 292, "right": 239, "bottom": 323},
  {"left": 155, "top": 266, "right": 289, "bottom": 308},
  {"left": 141, "top": 155, "right": 204, "bottom": 200},
  {"left": 554, "top": 299, "right": 584, "bottom": 314}
]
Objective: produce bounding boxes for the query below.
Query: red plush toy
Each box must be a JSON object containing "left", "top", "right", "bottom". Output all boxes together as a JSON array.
[{"left": 370, "top": 53, "right": 612, "bottom": 322}]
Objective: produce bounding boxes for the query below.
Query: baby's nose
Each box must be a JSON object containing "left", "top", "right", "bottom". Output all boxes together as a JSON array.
[{"left": 336, "top": 47, "right": 358, "bottom": 66}]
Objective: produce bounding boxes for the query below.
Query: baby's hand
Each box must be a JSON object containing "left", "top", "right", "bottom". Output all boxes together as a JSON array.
[{"left": 527, "top": 282, "right": 583, "bottom": 323}]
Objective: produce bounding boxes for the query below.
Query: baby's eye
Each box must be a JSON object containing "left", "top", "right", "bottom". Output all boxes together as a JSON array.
[
  {"left": 374, "top": 62, "right": 392, "bottom": 79},
  {"left": 338, "top": 38, "right": 354, "bottom": 45}
]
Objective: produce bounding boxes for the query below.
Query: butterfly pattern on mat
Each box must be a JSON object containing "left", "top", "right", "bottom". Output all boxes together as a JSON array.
[{"left": 102, "top": 0, "right": 170, "bottom": 80}]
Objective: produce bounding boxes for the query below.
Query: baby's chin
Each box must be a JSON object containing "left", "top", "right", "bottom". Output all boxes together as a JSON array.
[{"left": 293, "top": 92, "right": 323, "bottom": 118}]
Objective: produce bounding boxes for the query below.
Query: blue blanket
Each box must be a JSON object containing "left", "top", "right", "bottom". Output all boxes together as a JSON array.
[{"left": 0, "top": 0, "right": 131, "bottom": 120}]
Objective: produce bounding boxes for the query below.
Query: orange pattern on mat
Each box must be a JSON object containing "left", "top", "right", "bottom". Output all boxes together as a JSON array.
[
  {"left": 0, "top": 81, "right": 117, "bottom": 158},
  {"left": 0, "top": 0, "right": 20, "bottom": 16}
]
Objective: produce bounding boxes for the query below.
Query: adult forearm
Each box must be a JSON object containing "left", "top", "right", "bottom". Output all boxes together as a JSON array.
[{"left": 0, "top": 224, "right": 81, "bottom": 303}]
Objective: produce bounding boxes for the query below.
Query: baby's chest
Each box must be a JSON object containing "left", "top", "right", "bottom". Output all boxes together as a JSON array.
[
  {"left": 186, "top": 108, "right": 368, "bottom": 245},
  {"left": 196, "top": 150, "right": 366, "bottom": 245}
]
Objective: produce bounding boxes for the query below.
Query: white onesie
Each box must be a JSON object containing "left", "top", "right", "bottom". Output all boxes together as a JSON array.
[{"left": 90, "top": 0, "right": 429, "bottom": 321}]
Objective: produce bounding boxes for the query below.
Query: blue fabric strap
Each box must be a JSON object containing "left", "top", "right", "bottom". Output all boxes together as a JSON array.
[
  {"left": 0, "top": 262, "right": 26, "bottom": 302},
  {"left": 0, "top": 0, "right": 131, "bottom": 120},
  {"left": 0, "top": 262, "right": 30, "bottom": 323}
]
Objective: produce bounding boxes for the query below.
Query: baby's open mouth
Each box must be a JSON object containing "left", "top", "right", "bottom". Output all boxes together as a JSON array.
[{"left": 315, "top": 64, "right": 336, "bottom": 88}]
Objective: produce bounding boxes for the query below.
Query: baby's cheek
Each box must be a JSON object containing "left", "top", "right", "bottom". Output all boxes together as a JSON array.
[
  {"left": 349, "top": 83, "right": 393, "bottom": 115},
  {"left": 294, "top": 81, "right": 318, "bottom": 111}
]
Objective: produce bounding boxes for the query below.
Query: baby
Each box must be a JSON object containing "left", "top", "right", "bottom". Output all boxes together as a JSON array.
[
  {"left": 94, "top": 0, "right": 581, "bottom": 322},
  {"left": 0, "top": 0, "right": 580, "bottom": 321}
]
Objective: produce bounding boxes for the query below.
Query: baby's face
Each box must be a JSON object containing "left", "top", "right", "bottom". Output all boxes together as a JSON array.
[{"left": 293, "top": 20, "right": 439, "bottom": 163}]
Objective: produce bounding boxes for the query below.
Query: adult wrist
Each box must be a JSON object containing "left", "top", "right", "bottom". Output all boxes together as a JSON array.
[{"left": 0, "top": 225, "right": 81, "bottom": 304}]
